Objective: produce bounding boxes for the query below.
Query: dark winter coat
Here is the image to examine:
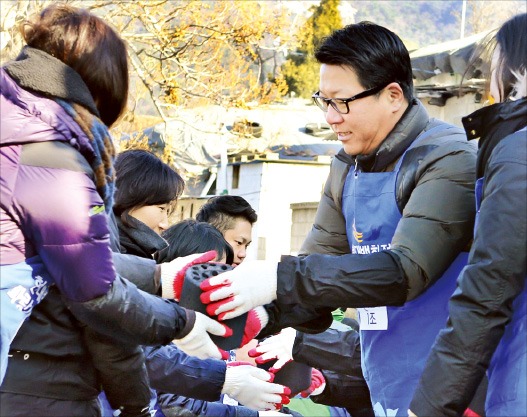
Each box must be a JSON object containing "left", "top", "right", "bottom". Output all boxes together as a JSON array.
[
  {"left": 262, "top": 99, "right": 477, "bottom": 335},
  {"left": 410, "top": 98, "right": 527, "bottom": 416}
]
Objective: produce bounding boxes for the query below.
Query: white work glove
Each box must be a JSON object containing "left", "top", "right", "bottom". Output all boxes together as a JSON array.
[
  {"left": 249, "top": 327, "right": 297, "bottom": 372},
  {"left": 200, "top": 260, "right": 278, "bottom": 320},
  {"left": 172, "top": 311, "right": 229, "bottom": 360},
  {"left": 160, "top": 251, "right": 217, "bottom": 300},
  {"left": 222, "top": 361, "right": 291, "bottom": 410}
]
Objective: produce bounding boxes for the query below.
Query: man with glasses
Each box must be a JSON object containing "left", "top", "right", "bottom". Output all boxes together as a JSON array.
[{"left": 200, "top": 22, "right": 477, "bottom": 416}]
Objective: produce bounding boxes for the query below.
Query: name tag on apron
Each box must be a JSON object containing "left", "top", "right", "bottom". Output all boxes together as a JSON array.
[{"left": 358, "top": 307, "right": 388, "bottom": 330}]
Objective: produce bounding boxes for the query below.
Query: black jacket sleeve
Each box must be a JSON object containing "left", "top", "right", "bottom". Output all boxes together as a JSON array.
[
  {"left": 277, "top": 250, "right": 407, "bottom": 310},
  {"left": 311, "top": 369, "right": 374, "bottom": 417},
  {"left": 293, "top": 327, "right": 361, "bottom": 375},
  {"left": 66, "top": 275, "right": 195, "bottom": 346},
  {"left": 112, "top": 252, "right": 160, "bottom": 294}
]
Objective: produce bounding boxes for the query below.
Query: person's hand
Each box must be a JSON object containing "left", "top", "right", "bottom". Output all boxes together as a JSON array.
[
  {"left": 299, "top": 368, "right": 326, "bottom": 398},
  {"left": 249, "top": 327, "right": 296, "bottom": 372},
  {"left": 222, "top": 361, "right": 292, "bottom": 410},
  {"left": 172, "top": 311, "right": 229, "bottom": 360},
  {"left": 200, "top": 259, "right": 278, "bottom": 320},
  {"left": 236, "top": 339, "right": 258, "bottom": 365},
  {"left": 241, "top": 306, "right": 269, "bottom": 347},
  {"left": 160, "top": 251, "right": 217, "bottom": 300}
]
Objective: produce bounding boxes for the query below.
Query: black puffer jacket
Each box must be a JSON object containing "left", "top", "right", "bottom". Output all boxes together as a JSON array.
[
  {"left": 262, "top": 99, "right": 476, "bottom": 335},
  {"left": 410, "top": 98, "right": 527, "bottom": 417}
]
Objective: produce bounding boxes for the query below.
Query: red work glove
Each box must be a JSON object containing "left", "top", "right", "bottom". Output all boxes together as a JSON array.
[
  {"left": 240, "top": 306, "right": 269, "bottom": 347},
  {"left": 160, "top": 251, "right": 217, "bottom": 300},
  {"left": 199, "top": 259, "right": 278, "bottom": 320},
  {"left": 299, "top": 368, "right": 326, "bottom": 398}
]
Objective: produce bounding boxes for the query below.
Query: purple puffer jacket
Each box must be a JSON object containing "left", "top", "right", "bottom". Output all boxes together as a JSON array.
[
  {"left": 0, "top": 66, "right": 115, "bottom": 300},
  {"left": 0, "top": 55, "right": 193, "bottom": 347}
]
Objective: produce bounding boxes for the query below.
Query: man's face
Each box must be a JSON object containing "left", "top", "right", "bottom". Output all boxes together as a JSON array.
[
  {"left": 318, "top": 64, "right": 402, "bottom": 156},
  {"left": 223, "top": 218, "right": 253, "bottom": 266}
]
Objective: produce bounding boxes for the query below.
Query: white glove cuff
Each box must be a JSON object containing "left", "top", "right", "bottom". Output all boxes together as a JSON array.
[
  {"left": 222, "top": 365, "right": 241, "bottom": 396},
  {"left": 256, "top": 261, "right": 278, "bottom": 306},
  {"left": 254, "top": 306, "right": 269, "bottom": 330},
  {"left": 160, "top": 262, "right": 178, "bottom": 299},
  {"left": 160, "top": 276, "right": 175, "bottom": 299}
]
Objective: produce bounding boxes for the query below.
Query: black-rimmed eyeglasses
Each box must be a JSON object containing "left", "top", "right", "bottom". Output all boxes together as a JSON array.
[{"left": 312, "top": 84, "right": 388, "bottom": 114}]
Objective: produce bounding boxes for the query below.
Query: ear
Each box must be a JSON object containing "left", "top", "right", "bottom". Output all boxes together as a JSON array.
[{"left": 385, "top": 82, "right": 405, "bottom": 112}]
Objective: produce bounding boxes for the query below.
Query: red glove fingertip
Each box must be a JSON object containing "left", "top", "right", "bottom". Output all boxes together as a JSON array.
[
  {"left": 222, "top": 324, "right": 233, "bottom": 338},
  {"left": 283, "top": 387, "right": 291, "bottom": 396},
  {"left": 205, "top": 303, "right": 217, "bottom": 316},
  {"left": 256, "top": 356, "right": 268, "bottom": 365},
  {"left": 198, "top": 250, "right": 218, "bottom": 263},
  {"left": 280, "top": 394, "right": 290, "bottom": 405},
  {"left": 247, "top": 348, "right": 260, "bottom": 358},
  {"left": 268, "top": 373, "right": 275, "bottom": 383},
  {"left": 199, "top": 276, "right": 230, "bottom": 292},
  {"left": 219, "top": 348, "right": 229, "bottom": 360}
]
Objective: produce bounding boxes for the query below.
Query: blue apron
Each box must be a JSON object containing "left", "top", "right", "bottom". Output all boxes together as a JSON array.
[
  {"left": 342, "top": 127, "right": 468, "bottom": 417},
  {"left": 0, "top": 256, "right": 52, "bottom": 384},
  {"left": 475, "top": 177, "right": 527, "bottom": 416}
]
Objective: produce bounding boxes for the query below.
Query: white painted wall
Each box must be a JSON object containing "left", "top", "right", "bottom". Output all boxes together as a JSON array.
[
  {"left": 255, "top": 162, "right": 330, "bottom": 261},
  {"left": 210, "top": 161, "right": 331, "bottom": 262},
  {"left": 223, "top": 163, "right": 263, "bottom": 261},
  {"left": 419, "top": 94, "right": 485, "bottom": 127}
]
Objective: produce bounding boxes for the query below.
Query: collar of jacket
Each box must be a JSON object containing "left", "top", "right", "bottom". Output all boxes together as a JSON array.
[
  {"left": 335, "top": 98, "right": 430, "bottom": 172},
  {"left": 116, "top": 214, "right": 168, "bottom": 259},
  {"left": 463, "top": 97, "right": 527, "bottom": 178},
  {"left": 3, "top": 46, "right": 100, "bottom": 117}
]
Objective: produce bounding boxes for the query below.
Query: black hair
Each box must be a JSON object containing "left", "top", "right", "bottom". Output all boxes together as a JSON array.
[
  {"left": 113, "top": 149, "right": 185, "bottom": 226},
  {"left": 155, "top": 219, "right": 234, "bottom": 265},
  {"left": 195, "top": 195, "right": 257, "bottom": 234},
  {"left": 493, "top": 13, "right": 527, "bottom": 101},
  {"left": 314, "top": 21, "right": 414, "bottom": 102}
]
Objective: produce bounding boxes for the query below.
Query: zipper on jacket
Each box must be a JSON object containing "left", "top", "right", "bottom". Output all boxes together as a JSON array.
[{"left": 354, "top": 158, "right": 359, "bottom": 178}]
